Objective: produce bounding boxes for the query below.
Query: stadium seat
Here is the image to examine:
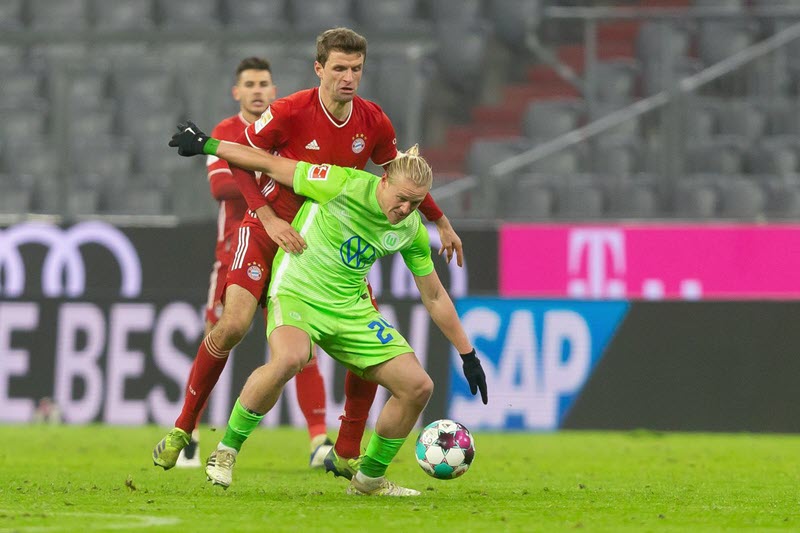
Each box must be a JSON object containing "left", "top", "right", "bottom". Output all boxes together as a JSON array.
[
  {"left": 224, "top": 0, "right": 286, "bottom": 30},
  {"left": 555, "top": 182, "right": 605, "bottom": 220},
  {"left": 0, "top": 106, "right": 48, "bottom": 143},
  {"left": 69, "top": 108, "right": 116, "bottom": 141},
  {"left": 425, "top": 0, "right": 483, "bottom": 25},
  {"left": 673, "top": 180, "right": 718, "bottom": 218},
  {"left": 288, "top": 0, "right": 357, "bottom": 33},
  {"left": 698, "top": 21, "right": 756, "bottom": 66},
  {"left": 66, "top": 70, "right": 109, "bottom": 110},
  {"left": 353, "top": 0, "right": 427, "bottom": 32},
  {"left": 691, "top": 0, "right": 745, "bottom": 9},
  {"left": 526, "top": 145, "right": 587, "bottom": 175},
  {"left": 91, "top": 43, "right": 154, "bottom": 70},
  {"left": 487, "top": 0, "right": 542, "bottom": 52},
  {"left": 30, "top": 43, "right": 90, "bottom": 69},
  {"left": 4, "top": 140, "right": 59, "bottom": 178},
  {"left": 684, "top": 98, "right": 720, "bottom": 142},
  {"left": 506, "top": 177, "right": 554, "bottom": 219},
  {"left": 746, "top": 136, "right": 800, "bottom": 177},
  {"left": 592, "top": 139, "right": 642, "bottom": 177},
  {"left": 465, "top": 137, "right": 525, "bottom": 178},
  {"left": 641, "top": 57, "right": 702, "bottom": 96},
  {"left": 158, "top": 0, "right": 221, "bottom": 29},
  {"left": 30, "top": 0, "right": 89, "bottom": 30},
  {"left": 435, "top": 21, "right": 490, "bottom": 95},
  {"left": 114, "top": 68, "right": 176, "bottom": 111},
  {"left": 716, "top": 101, "right": 767, "bottom": 142},
  {"left": 0, "top": 187, "right": 32, "bottom": 214},
  {"left": 123, "top": 107, "right": 183, "bottom": 140},
  {"left": 589, "top": 60, "right": 640, "bottom": 103},
  {"left": 0, "top": 70, "right": 42, "bottom": 107},
  {"left": 523, "top": 99, "right": 583, "bottom": 141},
  {"left": 94, "top": 0, "right": 155, "bottom": 31},
  {"left": 0, "top": 44, "right": 25, "bottom": 71},
  {"left": 606, "top": 181, "right": 659, "bottom": 218},
  {"left": 372, "top": 54, "right": 430, "bottom": 144},
  {"left": 66, "top": 187, "right": 102, "bottom": 216},
  {"left": 765, "top": 182, "right": 800, "bottom": 218},
  {"left": 636, "top": 22, "right": 690, "bottom": 66},
  {"left": 765, "top": 101, "right": 800, "bottom": 135},
  {"left": 69, "top": 140, "right": 134, "bottom": 178},
  {"left": 589, "top": 103, "right": 640, "bottom": 141},
  {"left": 717, "top": 179, "right": 766, "bottom": 218},
  {"left": 686, "top": 138, "right": 746, "bottom": 174},
  {"left": 0, "top": 0, "right": 24, "bottom": 30},
  {"left": 106, "top": 186, "right": 166, "bottom": 216}
]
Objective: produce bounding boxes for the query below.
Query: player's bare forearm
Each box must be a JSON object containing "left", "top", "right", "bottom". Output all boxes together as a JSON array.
[
  {"left": 215, "top": 141, "right": 298, "bottom": 187},
  {"left": 414, "top": 271, "right": 472, "bottom": 354},
  {"left": 432, "top": 214, "right": 464, "bottom": 267}
]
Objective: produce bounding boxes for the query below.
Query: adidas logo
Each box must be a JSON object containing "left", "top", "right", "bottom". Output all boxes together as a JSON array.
[{"left": 305, "top": 139, "right": 320, "bottom": 150}]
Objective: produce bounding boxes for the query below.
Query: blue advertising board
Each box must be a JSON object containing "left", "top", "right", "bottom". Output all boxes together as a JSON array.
[{"left": 450, "top": 298, "right": 629, "bottom": 430}]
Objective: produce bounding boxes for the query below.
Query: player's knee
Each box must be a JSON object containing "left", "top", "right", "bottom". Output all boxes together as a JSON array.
[
  {"left": 210, "top": 316, "right": 248, "bottom": 348},
  {"left": 408, "top": 373, "right": 434, "bottom": 407},
  {"left": 273, "top": 349, "right": 308, "bottom": 379}
]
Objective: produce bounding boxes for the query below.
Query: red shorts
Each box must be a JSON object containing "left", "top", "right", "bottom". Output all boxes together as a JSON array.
[
  {"left": 204, "top": 259, "right": 228, "bottom": 324},
  {"left": 223, "top": 218, "right": 280, "bottom": 309}
]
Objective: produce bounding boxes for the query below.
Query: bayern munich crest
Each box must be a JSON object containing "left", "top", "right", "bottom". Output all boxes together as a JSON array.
[
  {"left": 246, "top": 261, "right": 263, "bottom": 281},
  {"left": 352, "top": 133, "right": 366, "bottom": 154}
]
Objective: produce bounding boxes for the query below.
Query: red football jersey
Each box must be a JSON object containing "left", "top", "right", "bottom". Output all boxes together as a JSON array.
[
  {"left": 207, "top": 112, "right": 251, "bottom": 263},
  {"left": 231, "top": 88, "right": 444, "bottom": 222}
]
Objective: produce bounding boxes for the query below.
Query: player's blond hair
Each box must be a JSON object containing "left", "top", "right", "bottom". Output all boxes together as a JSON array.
[{"left": 386, "top": 144, "right": 433, "bottom": 189}]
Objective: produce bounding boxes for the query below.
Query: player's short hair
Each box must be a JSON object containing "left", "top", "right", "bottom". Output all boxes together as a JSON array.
[
  {"left": 316, "top": 27, "right": 368, "bottom": 65},
  {"left": 235, "top": 57, "right": 272, "bottom": 80},
  {"left": 386, "top": 145, "right": 433, "bottom": 190}
]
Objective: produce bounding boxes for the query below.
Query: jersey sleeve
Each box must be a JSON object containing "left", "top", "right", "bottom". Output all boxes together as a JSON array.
[
  {"left": 242, "top": 99, "right": 291, "bottom": 152},
  {"left": 207, "top": 122, "right": 240, "bottom": 201},
  {"left": 293, "top": 161, "right": 350, "bottom": 204},
  {"left": 371, "top": 110, "right": 399, "bottom": 167},
  {"left": 401, "top": 218, "right": 435, "bottom": 277}
]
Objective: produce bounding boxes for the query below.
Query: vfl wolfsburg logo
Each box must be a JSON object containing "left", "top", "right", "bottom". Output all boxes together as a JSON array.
[
  {"left": 382, "top": 231, "right": 400, "bottom": 250},
  {"left": 340, "top": 235, "right": 376, "bottom": 269}
]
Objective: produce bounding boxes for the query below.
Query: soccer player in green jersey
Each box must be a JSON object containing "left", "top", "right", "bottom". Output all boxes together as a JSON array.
[{"left": 169, "top": 122, "right": 488, "bottom": 496}]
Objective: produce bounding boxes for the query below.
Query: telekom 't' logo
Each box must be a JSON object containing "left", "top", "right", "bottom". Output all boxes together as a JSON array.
[{"left": 567, "top": 229, "right": 626, "bottom": 298}]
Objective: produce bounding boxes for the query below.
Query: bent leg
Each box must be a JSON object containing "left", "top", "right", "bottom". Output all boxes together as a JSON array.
[
  {"left": 175, "top": 284, "right": 257, "bottom": 433},
  {"left": 220, "top": 325, "right": 312, "bottom": 451}
]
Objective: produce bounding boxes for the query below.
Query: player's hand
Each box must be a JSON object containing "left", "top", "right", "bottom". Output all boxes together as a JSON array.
[
  {"left": 260, "top": 214, "right": 307, "bottom": 254},
  {"left": 168, "top": 121, "right": 210, "bottom": 157},
  {"left": 460, "top": 349, "right": 488, "bottom": 405},
  {"left": 435, "top": 216, "right": 464, "bottom": 267}
]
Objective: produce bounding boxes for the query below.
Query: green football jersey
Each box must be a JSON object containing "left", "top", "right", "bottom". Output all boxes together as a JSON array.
[{"left": 268, "top": 161, "right": 434, "bottom": 311}]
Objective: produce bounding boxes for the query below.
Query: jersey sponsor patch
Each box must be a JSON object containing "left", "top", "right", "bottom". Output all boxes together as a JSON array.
[
  {"left": 307, "top": 164, "right": 331, "bottom": 181},
  {"left": 253, "top": 107, "right": 273, "bottom": 134}
]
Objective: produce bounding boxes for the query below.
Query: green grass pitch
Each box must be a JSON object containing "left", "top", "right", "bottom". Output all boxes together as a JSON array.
[{"left": 1, "top": 425, "right": 799, "bottom": 532}]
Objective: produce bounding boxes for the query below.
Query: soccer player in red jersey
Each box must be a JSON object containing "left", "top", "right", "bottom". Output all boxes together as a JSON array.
[
  {"left": 153, "top": 28, "right": 464, "bottom": 475},
  {"left": 166, "top": 57, "right": 334, "bottom": 470}
]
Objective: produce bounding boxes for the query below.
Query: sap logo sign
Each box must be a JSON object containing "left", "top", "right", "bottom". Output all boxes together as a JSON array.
[{"left": 449, "top": 298, "right": 628, "bottom": 430}]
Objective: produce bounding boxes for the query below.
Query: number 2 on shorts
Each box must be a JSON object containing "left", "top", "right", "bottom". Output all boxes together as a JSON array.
[{"left": 368, "top": 317, "right": 395, "bottom": 344}]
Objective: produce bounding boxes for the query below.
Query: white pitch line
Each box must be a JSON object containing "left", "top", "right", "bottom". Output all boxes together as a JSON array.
[{"left": 0, "top": 511, "right": 180, "bottom": 532}]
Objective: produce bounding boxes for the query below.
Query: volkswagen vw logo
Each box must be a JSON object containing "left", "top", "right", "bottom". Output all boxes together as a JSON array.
[{"left": 339, "top": 236, "right": 376, "bottom": 269}]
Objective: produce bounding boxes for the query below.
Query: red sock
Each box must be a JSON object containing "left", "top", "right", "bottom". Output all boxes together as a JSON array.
[
  {"left": 175, "top": 335, "right": 230, "bottom": 433},
  {"left": 295, "top": 357, "right": 327, "bottom": 440},
  {"left": 335, "top": 370, "right": 378, "bottom": 459}
]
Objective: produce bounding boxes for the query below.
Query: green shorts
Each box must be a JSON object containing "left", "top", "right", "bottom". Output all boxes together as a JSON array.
[{"left": 266, "top": 293, "right": 413, "bottom": 377}]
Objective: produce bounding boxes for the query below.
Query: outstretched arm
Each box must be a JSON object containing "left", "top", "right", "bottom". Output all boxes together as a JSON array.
[
  {"left": 414, "top": 269, "right": 488, "bottom": 404},
  {"left": 170, "top": 122, "right": 298, "bottom": 188}
]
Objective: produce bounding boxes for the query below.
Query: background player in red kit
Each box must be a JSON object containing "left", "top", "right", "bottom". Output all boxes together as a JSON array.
[
  {"left": 166, "top": 57, "right": 336, "bottom": 469},
  {"left": 153, "top": 28, "right": 464, "bottom": 476}
]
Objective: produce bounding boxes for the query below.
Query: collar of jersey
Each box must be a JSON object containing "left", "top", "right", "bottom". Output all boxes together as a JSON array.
[{"left": 318, "top": 88, "right": 353, "bottom": 128}]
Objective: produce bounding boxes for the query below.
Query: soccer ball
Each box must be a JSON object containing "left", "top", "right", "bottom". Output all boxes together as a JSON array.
[{"left": 414, "top": 419, "right": 475, "bottom": 479}]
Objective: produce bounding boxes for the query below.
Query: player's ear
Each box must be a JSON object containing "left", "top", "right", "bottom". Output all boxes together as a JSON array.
[
  {"left": 232, "top": 85, "right": 240, "bottom": 102},
  {"left": 314, "top": 61, "right": 324, "bottom": 79}
]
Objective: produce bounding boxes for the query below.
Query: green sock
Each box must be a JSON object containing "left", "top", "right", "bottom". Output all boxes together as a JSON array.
[
  {"left": 221, "top": 398, "right": 264, "bottom": 451},
  {"left": 359, "top": 432, "right": 406, "bottom": 478}
]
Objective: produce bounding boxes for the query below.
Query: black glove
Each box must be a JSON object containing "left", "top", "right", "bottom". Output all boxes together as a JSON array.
[
  {"left": 460, "top": 349, "right": 488, "bottom": 405},
  {"left": 168, "top": 121, "right": 211, "bottom": 157}
]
